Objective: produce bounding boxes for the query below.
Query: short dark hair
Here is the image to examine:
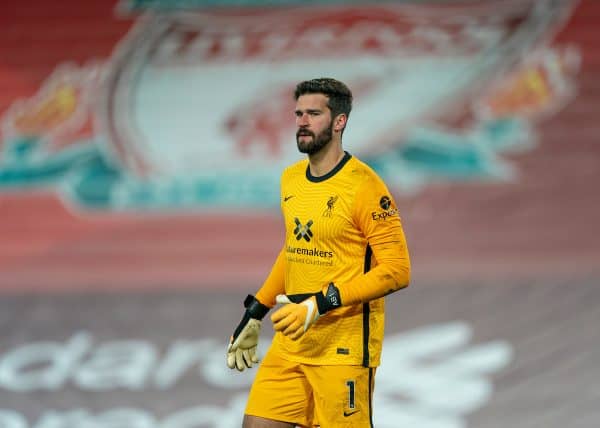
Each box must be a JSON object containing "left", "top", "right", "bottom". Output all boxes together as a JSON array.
[{"left": 294, "top": 78, "right": 353, "bottom": 120}]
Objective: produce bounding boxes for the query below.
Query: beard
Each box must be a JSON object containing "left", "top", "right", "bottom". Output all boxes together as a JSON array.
[{"left": 296, "top": 120, "right": 333, "bottom": 155}]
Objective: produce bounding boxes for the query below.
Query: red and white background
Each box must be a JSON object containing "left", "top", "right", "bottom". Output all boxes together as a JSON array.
[{"left": 0, "top": 1, "right": 598, "bottom": 426}]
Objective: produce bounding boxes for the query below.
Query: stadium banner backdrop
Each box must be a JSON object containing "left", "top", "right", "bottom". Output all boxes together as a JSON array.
[
  {"left": 1, "top": 0, "right": 598, "bottom": 290},
  {"left": 2, "top": 283, "right": 598, "bottom": 428},
  {"left": 0, "top": 0, "right": 584, "bottom": 212},
  {"left": 1, "top": 2, "right": 600, "bottom": 427}
]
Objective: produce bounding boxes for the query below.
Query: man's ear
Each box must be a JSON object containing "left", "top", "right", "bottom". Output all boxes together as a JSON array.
[{"left": 334, "top": 114, "right": 347, "bottom": 132}]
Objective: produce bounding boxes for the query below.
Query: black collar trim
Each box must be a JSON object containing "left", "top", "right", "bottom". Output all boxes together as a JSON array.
[{"left": 306, "top": 151, "right": 352, "bottom": 183}]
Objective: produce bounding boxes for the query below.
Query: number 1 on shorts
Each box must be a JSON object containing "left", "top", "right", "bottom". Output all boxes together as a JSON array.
[{"left": 346, "top": 380, "right": 355, "bottom": 409}]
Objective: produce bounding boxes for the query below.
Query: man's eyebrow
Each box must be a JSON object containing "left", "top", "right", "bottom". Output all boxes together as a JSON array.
[{"left": 295, "top": 108, "right": 323, "bottom": 114}]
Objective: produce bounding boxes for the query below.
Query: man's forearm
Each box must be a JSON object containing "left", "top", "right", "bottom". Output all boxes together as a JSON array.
[
  {"left": 337, "top": 258, "right": 410, "bottom": 306},
  {"left": 255, "top": 248, "right": 286, "bottom": 307}
]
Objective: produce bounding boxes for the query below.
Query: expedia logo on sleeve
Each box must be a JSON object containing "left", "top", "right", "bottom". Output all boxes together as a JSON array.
[{"left": 371, "top": 195, "right": 399, "bottom": 221}]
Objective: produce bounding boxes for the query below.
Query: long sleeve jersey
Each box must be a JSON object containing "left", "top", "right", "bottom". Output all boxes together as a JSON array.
[{"left": 257, "top": 152, "right": 410, "bottom": 367}]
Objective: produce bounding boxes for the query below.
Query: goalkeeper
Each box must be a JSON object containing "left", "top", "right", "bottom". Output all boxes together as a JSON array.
[{"left": 227, "top": 78, "right": 411, "bottom": 428}]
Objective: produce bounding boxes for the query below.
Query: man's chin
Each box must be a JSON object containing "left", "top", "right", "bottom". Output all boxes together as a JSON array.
[
  {"left": 297, "top": 139, "right": 312, "bottom": 150},
  {"left": 297, "top": 144, "right": 313, "bottom": 154}
]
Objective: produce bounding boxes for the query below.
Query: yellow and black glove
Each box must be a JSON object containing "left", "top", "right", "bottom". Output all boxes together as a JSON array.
[
  {"left": 271, "top": 283, "right": 342, "bottom": 340},
  {"left": 226, "top": 294, "right": 270, "bottom": 371}
]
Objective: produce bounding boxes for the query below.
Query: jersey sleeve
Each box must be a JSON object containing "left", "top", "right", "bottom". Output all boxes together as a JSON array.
[
  {"left": 255, "top": 247, "right": 286, "bottom": 308},
  {"left": 255, "top": 170, "right": 289, "bottom": 307},
  {"left": 337, "top": 174, "right": 411, "bottom": 306}
]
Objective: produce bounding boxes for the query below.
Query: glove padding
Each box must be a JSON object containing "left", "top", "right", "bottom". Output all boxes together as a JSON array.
[
  {"left": 227, "top": 295, "right": 270, "bottom": 371},
  {"left": 227, "top": 318, "right": 261, "bottom": 371},
  {"left": 271, "top": 283, "right": 342, "bottom": 341},
  {"left": 271, "top": 294, "right": 320, "bottom": 340}
]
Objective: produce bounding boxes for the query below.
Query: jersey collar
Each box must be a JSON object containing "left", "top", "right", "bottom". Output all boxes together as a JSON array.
[{"left": 306, "top": 151, "right": 352, "bottom": 183}]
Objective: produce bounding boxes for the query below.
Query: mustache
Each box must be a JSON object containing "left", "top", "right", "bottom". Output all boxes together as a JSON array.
[{"left": 296, "top": 129, "right": 314, "bottom": 138}]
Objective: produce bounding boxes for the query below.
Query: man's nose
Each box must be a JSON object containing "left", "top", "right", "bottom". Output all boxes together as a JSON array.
[{"left": 297, "top": 113, "right": 309, "bottom": 126}]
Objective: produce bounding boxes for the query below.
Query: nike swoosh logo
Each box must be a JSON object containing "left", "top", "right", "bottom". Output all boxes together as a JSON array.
[
  {"left": 343, "top": 410, "right": 360, "bottom": 417},
  {"left": 284, "top": 195, "right": 295, "bottom": 202}
]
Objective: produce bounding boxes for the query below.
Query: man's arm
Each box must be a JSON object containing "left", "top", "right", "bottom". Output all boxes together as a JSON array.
[
  {"left": 226, "top": 248, "right": 286, "bottom": 370},
  {"left": 256, "top": 248, "right": 287, "bottom": 307},
  {"left": 336, "top": 174, "right": 411, "bottom": 305},
  {"left": 333, "top": 174, "right": 410, "bottom": 305}
]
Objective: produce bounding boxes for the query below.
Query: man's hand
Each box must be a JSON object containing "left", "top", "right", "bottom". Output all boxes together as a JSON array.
[
  {"left": 271, "top": 283, "right": 342, "bottom": 340},
  {"left": 271, "top": 294, "right": 320, "bottom": 340},
  {"left": 227, "top": 295, "right": 270, "bottom": 371}
]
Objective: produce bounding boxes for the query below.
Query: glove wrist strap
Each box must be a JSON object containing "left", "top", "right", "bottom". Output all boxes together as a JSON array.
[
  {"left": 315, "top": 283, "right": 342, "bottom": 314},
  {"left": 244, "top": 294, "right": 270, "bottom": 320}
]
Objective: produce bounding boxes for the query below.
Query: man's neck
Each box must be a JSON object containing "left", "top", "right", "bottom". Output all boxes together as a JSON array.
[{"left": 308, "top": 142, "right": 345, "bottom": 177}]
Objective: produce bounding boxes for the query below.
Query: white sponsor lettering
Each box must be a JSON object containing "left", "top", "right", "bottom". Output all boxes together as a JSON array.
[
  {"left": 0, "top": 332, "right": 91, "bottom": 391},
  {"left": 153, "top": 18, "right": 506, "bottom": 64},
  {"left": 0, "top": 333, "right": 257, "bottom": 392},
  {"left": 0, "top": 323, "right": 512, "bottom": 427},
  {"left": 0, "top": 410, "right": 26, "bottom": 428},
  {"left": 0, "top": 402, "right": 248, "bottom": 428}
]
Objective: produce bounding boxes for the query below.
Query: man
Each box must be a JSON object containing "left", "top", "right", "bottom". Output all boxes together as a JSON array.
[{"left": 227, "top": 78, "right": 411, "bottom": 427}]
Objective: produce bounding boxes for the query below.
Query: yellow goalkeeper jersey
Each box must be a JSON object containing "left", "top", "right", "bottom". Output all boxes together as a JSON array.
[{"left": 257, "top": 152, "right": 410, "bottom": 367}]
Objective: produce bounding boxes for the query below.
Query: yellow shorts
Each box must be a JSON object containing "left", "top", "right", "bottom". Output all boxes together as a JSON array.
[{"left": 245, "top": 347, "right": 375, "bottom": 427}]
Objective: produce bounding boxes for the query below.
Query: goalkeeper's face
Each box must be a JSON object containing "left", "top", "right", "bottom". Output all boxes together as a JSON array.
[{"left": 295, "top": 93, "right": 334, "bottom": 155}]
